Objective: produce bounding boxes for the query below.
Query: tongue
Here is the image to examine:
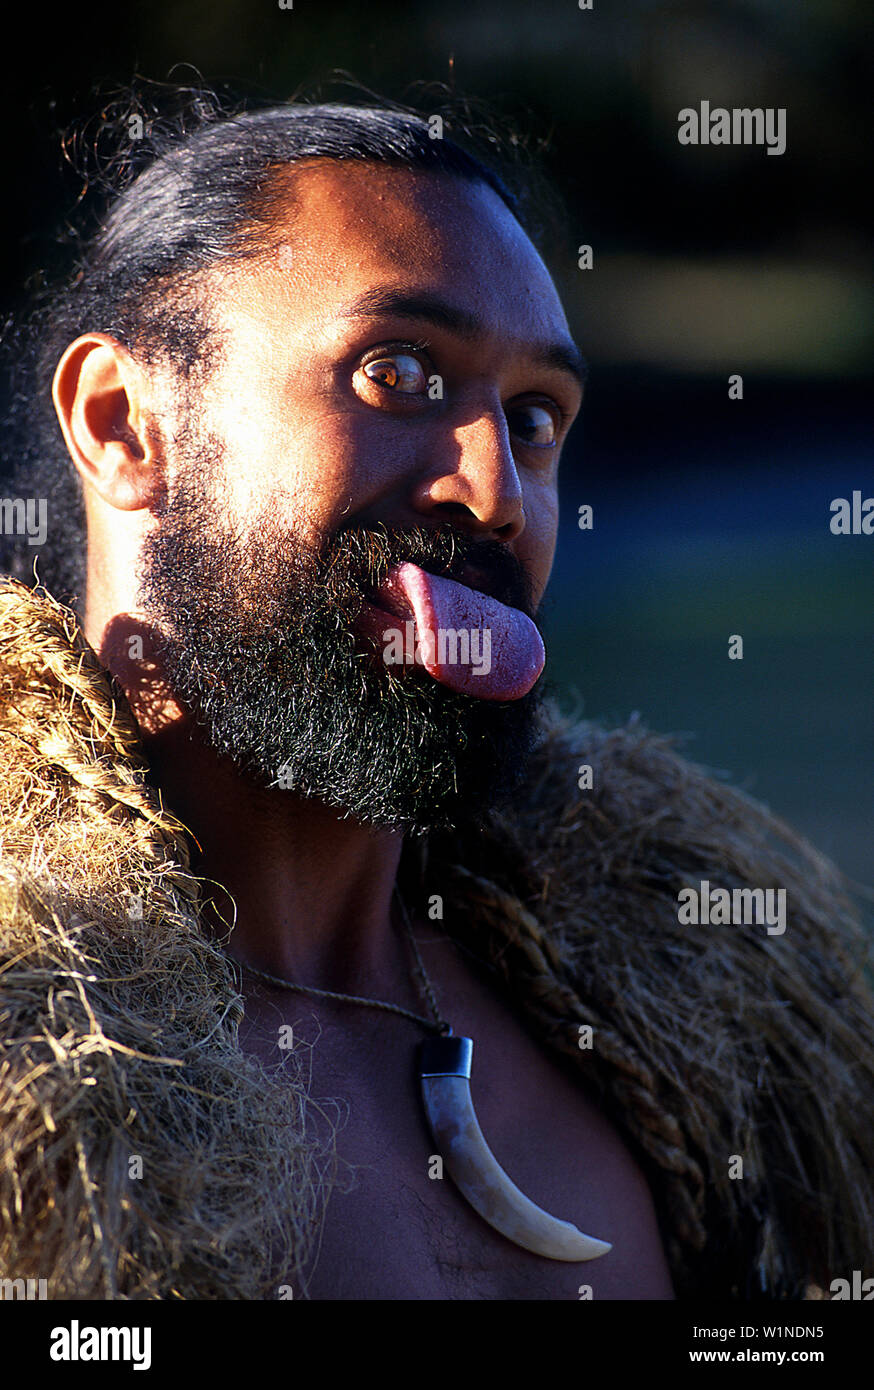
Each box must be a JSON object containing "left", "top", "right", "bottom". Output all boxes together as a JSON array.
[{"left": 376, "top": 561, "right": 545, "bottom": 701}]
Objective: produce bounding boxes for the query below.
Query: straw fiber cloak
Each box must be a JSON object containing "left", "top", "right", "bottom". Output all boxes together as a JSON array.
[{"left": 1, "top": 577, "right": 872, "bottom": 1300}]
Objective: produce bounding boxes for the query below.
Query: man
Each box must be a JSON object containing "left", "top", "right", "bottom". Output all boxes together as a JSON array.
[{"left": 1, "top": 93, "right": 872, "bottom": 1301}]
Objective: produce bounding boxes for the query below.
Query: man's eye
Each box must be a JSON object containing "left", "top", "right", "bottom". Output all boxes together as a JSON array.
[
  {"left": 506, "top": 402, "right": 558, "bottom": 447},
  {"left": 361, "top": 353, "right": 428, "bottom": 393}
]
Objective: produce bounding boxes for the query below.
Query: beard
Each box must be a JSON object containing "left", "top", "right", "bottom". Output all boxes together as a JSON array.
[{"left": 136, "top": 453, "right": 545, "bottom": 835}]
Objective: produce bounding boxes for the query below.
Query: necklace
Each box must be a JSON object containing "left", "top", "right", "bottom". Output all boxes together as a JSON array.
[
  {"left": 232, "top": 889, "right": 611, "bottom": 1265},
  {"left": 238, "top": 891, "right": 450, "bottom": 1036}
]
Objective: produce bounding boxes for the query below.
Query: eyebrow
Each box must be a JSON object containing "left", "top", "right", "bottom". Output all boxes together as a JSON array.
[{"left": 339, "top": 287, "right": 588, "bottom": 389}]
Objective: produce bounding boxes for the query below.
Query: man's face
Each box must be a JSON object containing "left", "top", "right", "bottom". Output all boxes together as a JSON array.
[{"left": 137, "top": 159, "right": 584, "bottom": 832}]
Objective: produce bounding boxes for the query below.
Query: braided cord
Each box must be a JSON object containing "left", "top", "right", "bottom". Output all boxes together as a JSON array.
[{"left": 235, "top": 888, "right": 451, "bottom": 1036}]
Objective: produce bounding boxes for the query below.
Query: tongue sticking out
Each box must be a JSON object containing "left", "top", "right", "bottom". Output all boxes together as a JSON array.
[{"left": 374, "top": 561, "right": 545, "bottom": 701}]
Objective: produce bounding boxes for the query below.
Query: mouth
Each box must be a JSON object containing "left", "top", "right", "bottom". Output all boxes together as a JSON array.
[
  {"left": 363, "top": 562, "right": 499, "bottom": 611},
  {"left": 354, "top": 559, "right": 545, "bottom": 702},
  {"left": 360, "top": 586, "right": 412, "bottom": 623}
]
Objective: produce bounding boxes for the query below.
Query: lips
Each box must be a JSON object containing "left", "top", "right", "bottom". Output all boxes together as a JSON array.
[{"left": 367, "top": 561, "right": 545, "bottom": 701}]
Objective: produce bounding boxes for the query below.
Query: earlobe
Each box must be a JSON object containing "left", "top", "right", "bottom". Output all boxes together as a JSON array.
[{"left": 52, "top": 333, "right": 163, "bottom": 512}]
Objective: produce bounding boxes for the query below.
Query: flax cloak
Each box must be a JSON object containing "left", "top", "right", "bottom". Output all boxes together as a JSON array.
[{"left": 1, "top": 577, "right": 872, "bottom": 1299}]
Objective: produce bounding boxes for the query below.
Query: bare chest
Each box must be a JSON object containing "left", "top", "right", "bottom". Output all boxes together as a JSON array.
[{"left": 239, "top": 941, "right": 675, "bottom": 1301}]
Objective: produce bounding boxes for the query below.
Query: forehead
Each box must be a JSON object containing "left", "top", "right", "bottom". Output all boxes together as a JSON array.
[{"left": 217, "top": 159, "right": 572, "bottom": 347}]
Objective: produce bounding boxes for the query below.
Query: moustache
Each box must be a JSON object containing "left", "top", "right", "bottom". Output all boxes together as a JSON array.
[{"left": 316, "top": 521, "right": 537, "bottom": 619}]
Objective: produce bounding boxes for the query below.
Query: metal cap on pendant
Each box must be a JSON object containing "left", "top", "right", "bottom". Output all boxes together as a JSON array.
[{"left": 418, "top": 1035, "right": 473, "bottom": 1079}]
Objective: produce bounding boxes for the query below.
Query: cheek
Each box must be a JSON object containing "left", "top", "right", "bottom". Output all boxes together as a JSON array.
[
  {"left": 213, "top": 388, "right": 375, "bottom": 540},
  {"left": 519, "top": 483, "right": 559, "bottom": 605}
]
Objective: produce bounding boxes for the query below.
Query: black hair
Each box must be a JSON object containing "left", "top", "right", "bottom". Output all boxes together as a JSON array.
[{"left": 0, "top": 82, "right": 555, "bottom": 610}]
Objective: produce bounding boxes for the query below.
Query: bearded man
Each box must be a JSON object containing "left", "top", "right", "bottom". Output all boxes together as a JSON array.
[{"left": 0, "top": 94, "right": 871, "bottom": 1302}]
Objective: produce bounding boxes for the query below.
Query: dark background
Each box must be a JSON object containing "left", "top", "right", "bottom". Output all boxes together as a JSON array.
[{"left": 1, "top": 0, "right": 871, "bottom": 880}]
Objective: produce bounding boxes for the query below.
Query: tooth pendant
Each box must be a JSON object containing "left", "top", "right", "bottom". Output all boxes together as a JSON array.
[{"left": 418, "top": 1035, "right": 612, "bottom": 1262}]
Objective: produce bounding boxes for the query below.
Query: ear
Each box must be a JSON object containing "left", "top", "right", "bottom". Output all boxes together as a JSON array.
[{"left": 52, "top": 333, "right": 165, "bottom": 511}]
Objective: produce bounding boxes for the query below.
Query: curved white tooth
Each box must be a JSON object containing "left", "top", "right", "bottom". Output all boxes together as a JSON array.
[{"left": 421, "top": 1072, "right": 612, "bottom": 1262}]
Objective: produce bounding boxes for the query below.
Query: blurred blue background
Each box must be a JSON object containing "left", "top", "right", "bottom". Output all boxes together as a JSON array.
[{"left": 1, "top": 0, "right": 871, "bottom": 879}]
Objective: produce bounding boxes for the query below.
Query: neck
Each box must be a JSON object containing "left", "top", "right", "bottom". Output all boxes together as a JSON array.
[
  {"left": 87, "top": 600, "right": 420, "bottom": 1002},
  {"left": 142, "top": 716, "right": 408, "bottom": 993}
]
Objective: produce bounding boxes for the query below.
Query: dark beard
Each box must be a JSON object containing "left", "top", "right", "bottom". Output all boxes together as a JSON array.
[{"left": 136, "top": 470, "right": 544, "bottom": 834}]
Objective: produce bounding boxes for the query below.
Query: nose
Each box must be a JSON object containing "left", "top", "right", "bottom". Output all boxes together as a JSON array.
[{"left": 412, "top": 403, "right": 525, "bottom": 542}]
